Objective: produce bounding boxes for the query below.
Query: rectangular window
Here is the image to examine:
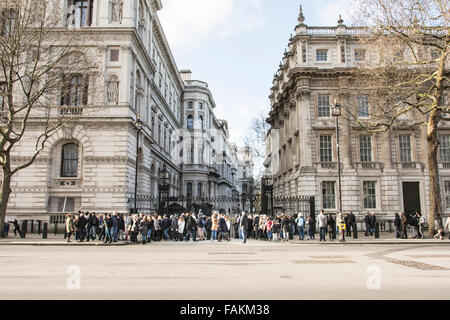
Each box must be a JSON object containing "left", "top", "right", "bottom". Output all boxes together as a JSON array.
[
  {"left": 357, "top": 95, "right": 369, "bottom": 118},
  {"left": 354, "top": 49, "right": 366, "bottom": 61},
  {"left": 360, "top": 135, "right": 372, "bottom": 162},
  {"left": 440, "top": 135, "right": 450, "bottom": 162},
  {"left": 320, "top": 135, "right": 333, "bottom": 162},
  {"left": 363, "top": 181, "right": 377, "bottom": 209},
  {"left": 399, "top": 135, "right": 412, "bottom": 162},
  {"left": 110, "top": 49, "right": 119, "bottom": 62},
  {"left": 66, "top": 0, "right": 93, "bottom": 28},
  {"left": 188, "top": 101, "right": 193, "bottom": 109},
  {"left": 316, "top": 49, "right": 328, "bottom": 62},
  {"left": 318, "top": 95, "right": 330, "bottom": 118},
  {"left": 322, "top": 181, "right": 336, "bottom": 209},
  {"left": 60, "top": 74, "right": 88, "bottom": 107},
  {"left": 445, "top": 181, "right": 450, "bottom": 208},
  {"left": 199, "top": 102, "right": 203, "bottom": 110}
]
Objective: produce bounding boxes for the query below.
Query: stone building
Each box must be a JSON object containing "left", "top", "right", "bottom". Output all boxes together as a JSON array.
[
  {"left": 5, "top": 0, "right": 250, "bottom": 222},
  {"left": 265, "top": 7, "right": 449, "bottom": 221}
]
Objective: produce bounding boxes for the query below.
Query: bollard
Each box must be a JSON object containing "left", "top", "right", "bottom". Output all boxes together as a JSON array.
[
  {"left": 42, "top": 222, "right": 48, "bottom": 239},
  {"left": 375, "top": 222, "right": 380, "bottom": 239},
  {"left": 353, "top": 223, "right": 358, "bottom": 239},
  {"left": 21, "top": 221, "right": 27, "bottom": 238}
]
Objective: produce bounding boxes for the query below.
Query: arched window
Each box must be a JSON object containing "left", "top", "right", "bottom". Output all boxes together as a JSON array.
[
  {"left": 187, "top": 115, "right": 193, "bottom": 130},
  {"left": 61, "top": 143, "right": 79, "bottom": 177},
  {"left": 186, "top": 182, "right": 193, "bottom": 197},
  {"left": 199, "top": 115, "right": 204, "bottom": 131},
  {"left": 66, "top": 0, "right": 94, "bottom": 27}
]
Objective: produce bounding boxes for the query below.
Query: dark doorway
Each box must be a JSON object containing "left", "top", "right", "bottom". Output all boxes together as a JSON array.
[{"left": 402, "top": 182, "right": 421, "bottom": 215}]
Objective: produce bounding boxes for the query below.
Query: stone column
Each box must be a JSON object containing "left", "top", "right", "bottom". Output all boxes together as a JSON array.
[
  {"left": 383, "top": 130, "right": 393, "bottom": 169},
  {"left": 342, "top": 116, "right": 353, "bottom": 169}
]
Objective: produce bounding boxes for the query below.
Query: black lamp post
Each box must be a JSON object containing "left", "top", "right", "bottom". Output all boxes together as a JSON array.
[
  {"left": 158, "top": 163, "right": 170, "bottom": 215},
  {"left": 332, "top": 99, "right": 343, "bottom": 214},
  {"left": 134, "top": 116, "right": 143, "bottom": 214},
  {"left": 261, "top": 169, "right": 274, "bottom": 217}
]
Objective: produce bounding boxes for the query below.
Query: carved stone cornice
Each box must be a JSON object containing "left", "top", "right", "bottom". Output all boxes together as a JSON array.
[
  {"left": 85, "top": 156, "right": 129, "bottom": 163},
  {"left": 296, "top": 88, "right": 311, "bottom": 100}
]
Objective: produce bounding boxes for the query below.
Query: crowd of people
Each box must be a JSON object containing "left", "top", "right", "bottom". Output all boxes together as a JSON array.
[{"left": 61, "top": 209, "right": 450, "bottom": 244}]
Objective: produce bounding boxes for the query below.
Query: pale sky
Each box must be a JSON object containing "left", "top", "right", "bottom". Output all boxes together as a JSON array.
[{"left": 159, "top": 0, "right": 353, "bottom": 146}]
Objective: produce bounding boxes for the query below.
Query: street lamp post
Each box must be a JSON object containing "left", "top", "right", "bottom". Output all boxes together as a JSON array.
[
  {"left": 262, "top": 170, "right": 274, "bottom": 217},
  {"left": 158, "top": 163, "right": 170, "bottom": 215},
  {"left": 333, "top": 99, "right": 345, "bottom": 242},
  {"left": 134, "top": 116, "right": 143, "bottom": 214}
]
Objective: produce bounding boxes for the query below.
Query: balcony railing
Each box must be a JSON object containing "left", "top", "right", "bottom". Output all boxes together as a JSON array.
[
  {"left": 317, "top": 162, "right": 337, "bottom": 170},
  {"left": 355, "top": 162, "right": 384, "bottom": 170},
  {"left": 60, "top": 106, "right": 83, "bottom": 116},
  {"left": 439, "top": 162, "right": 450, "bottom": 169},
  {"left": 396, "top": 162, "right": 424, "bottom": 170}
]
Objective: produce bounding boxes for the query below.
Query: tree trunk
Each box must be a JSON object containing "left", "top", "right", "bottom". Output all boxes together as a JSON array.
[
  {"left": 427, "top": 111, "right": 442, "bottom": 238},
  {"left": 0, "top": 157, "right": 12, "bottom": 238}
]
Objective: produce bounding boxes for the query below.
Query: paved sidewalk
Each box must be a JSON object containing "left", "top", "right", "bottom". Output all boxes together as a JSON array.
[{"left": 0, "top": 232, "right": 449, "bottom": 246}]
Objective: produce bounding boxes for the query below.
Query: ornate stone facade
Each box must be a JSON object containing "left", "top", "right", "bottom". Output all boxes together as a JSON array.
[
  {"left": 265, "top": 7, "right": 449, "bottom": 221},
  {"left": 5, "top": 0, "right": 250, "bottom": 220}
]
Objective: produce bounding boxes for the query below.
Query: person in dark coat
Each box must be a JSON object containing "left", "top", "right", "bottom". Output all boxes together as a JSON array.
[
  {"left": 346, "top": 211, "right": 356, "bottom": 237},
  {"left": 218, "top": 214, "right": 230, "bottom": 241},
  {"left": 240, "top": 212, "right": 249, "bottom": 244},
  {"left": 253, "top": 215, "right": 260, "bottom": 240},
  {"left": 400, "top": 212, "right": 408, "bottom": 239},
  {"left": 247, "top": 216, "right": 253, "bottom": 239},
  {"left": 369, "top": 212, "right": 376, "bottom": 236},
  {"left": 282, "top": 215, "right": 290, "bottom": 241},
  {"left": 184, "top": 212, "right": 197, "bottom": 241},
  {"left": 327, "top": 214, "right": 336, "bottom": 240},
  {"left": 77, "top": 214, "right": 87, "bottom": 242},
  {"left": 394, "top": 213, "right": 401, "bottom": 239},
  {"left": 205, "top": 217, "right": 212, "bottom": 240},
  {"left": 364, "top": 212, "right": 370, "bottom": 236},
  {"left": 85, "top": 213, "right": 94, "bottom": 241},
  {"left": 12, "top": 219, "right": 21, "bottom": 237},
  {"left": 118, "top": 214, "right": 125, "bottom": 241}
]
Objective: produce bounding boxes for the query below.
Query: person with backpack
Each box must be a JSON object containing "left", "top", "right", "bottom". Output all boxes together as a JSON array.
[
  {"left": 296, "top": 213, "right": 306, "bottom": 241},
  {"left": 218, "top": 214, "right": 230, "bottom": 241}
]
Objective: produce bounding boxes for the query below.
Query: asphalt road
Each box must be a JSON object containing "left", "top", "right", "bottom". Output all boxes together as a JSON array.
[{"left": 0, "top": 240, "right": 449, "bottom": 300}]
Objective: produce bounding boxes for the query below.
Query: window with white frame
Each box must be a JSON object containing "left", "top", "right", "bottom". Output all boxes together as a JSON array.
[
  {"left": 319, "top": 135, "right": 333, "bottom": 162},
  {"left": 322, "top": 181, "right": 336, "bottom": 209},
  {"left": 399, "top": 135, "right": 412, "bottom": 162},
  {"left": 188, "top": 101, "right": 193, "bottom": 109},
  {"left": 316, "top": 49, "right": 328, "bottom": 62},
  {"left": 360, "top": 135, "right": 373, "bottom": 162},
  {"left": 363, "top": 181, "right": 377, "bottom": 209},
  {"left": 357, "top": 95, "right": 369, "bottom": 118},
  {"left": 318, "top": 95, "right": 330, "bottom": 118},
  {"left": 440, "top": 135, "right": 450, "bottom": 162},
  {"left": 66, "top": 0, "right": 94, "bottom": 28}
]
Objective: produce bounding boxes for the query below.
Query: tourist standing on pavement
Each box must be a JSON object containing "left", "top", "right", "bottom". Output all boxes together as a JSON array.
[
  {"left": 125, "top": 214, "right": 132, "bottom": 241},
  {"left": 104, "top": 214, "right": 113, "bottom": 244},
  {"left": 272, "top": 218, "right": 280, "bottom": 242},
  {"left": 205, "top": 216, "right": 212, "bottom": 240},
  {"left": 434, "top": 214, "right": 444, "bottom": 240},
  {"left": 265, "top": 217, "right": 273, "bottom": 241},
  {"left": 282, "top": 215, "right": 290, "bottom": 242},
  {"left": 318, "top": 210, "right": 327, "bottom": 242},
  {"left": 364, "top": 212, "right": 370, "bottom": 236},
  {"left": 211, "top": 213, "right": 219, "bottom": 241},
  {"left": 296, "top": 213, "right": 306, "bottom": 240},
  {"left": 444, "top": 216, "right": 450, "bottom": 240},
  {"left": 347, "top": 211, "right": 356, "bottom": 237},
  {"left": 418, "top": 212, "right": 425, "bottom": 239},
  {"left": 394, "top": 213, "right": 401, "bottom": 239},
  {"left": 400, "top": 212, "right": 408, "bottom": 239},
  {"left": 184, "top": 212, "right": 197, "bottom": 242},
  {"left": 65, "top": 214, "right": 75, "bottom": 243},
  {"left": 118, "top": 214, "right": 125, "bottom": 241},
  {"left": 327, "top": 213, "right": 335, "bottom": 241},
  {"left": 139, "top": 216, "right": 148, "bottom": 244},
  {"left": 218, "top": 214, "right": 230, "bottom": 241},
  {"left": 307, "top": 214, "right": 315, "bottom": 240},
  {"left": 240, "top": 211, "right": 249, "bottom": 244},
  {"left": 176, "top": 216, "right": 184, "bottom": 241},
  {"left": 369, "top": 212, "right": 376, "bottom": 236}
]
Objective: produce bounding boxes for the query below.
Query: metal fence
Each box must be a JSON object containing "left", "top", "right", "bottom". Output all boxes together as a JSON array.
[{"left": 273, "top": 196, "right": 315, "bottom": 216}]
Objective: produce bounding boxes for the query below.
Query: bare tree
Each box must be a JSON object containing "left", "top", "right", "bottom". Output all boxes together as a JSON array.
[
  {"left": 0, "top": 0, "right": 100, "bottom": 237},
  {"left": 343, "top": 0, "right": 448, "bottom": 236}
]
